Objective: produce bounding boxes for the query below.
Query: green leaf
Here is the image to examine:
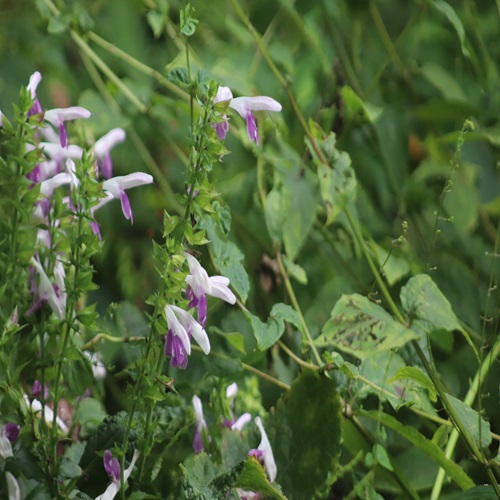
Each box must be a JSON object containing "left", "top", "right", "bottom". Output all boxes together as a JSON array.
[
  {"left": 282, "top": 170, "right": 317, "bottom": 261},
  {"left": 203, "top": 216, "right": 250, "bottom": 303},
  {"left": 420, "top": 62, "right": 467, "bottom": 102},
  {"left": 74, "top": 398, "right": 107, "bottom": 437},
  {"left": 317, "top": 147, "right": 357, "bottom": 225},
  {"left": 282, "top": 255, "right": 307, "bottom": 285},
  {"left": 341, "top": 85, "right": 383, "bottom": 123},
  {"left": 400, "top": 274, "right": 477, "bottom": 356},
  {"left": 389, "top": 366, "right": 437, "bottom": 402},
  {"left": 57, "top": 457, "right": 82, "bottom": 481},
  {"left": 433, "top": 1, "right": 470, "bottom": 59},
  {"left": 316, "top": 294, "right": 419, "bottom": 358},
  {"left": 372, "top": 242, "right": 410, "bottom": 286},
  {"left": 265, "top": 187, "right": 287, "bottom": 244},
  {"left": 63, "top": 348, "right": 94, "bottom": 397},
  {"left": 236, "top": 457, "right": 284, "bottom": 499},
  {"left": 246, "top": 303, "right": 301, "bottom": 351},
  {"left": 446, "top": 394, "right": 491, "bottom": 449},
  {"left": 202, "top": 354, "right": 242, "bottom": 377},
  {"left": 359, "top": 410, "right": 474, "bottom": 491},
  {"left": 268, "top": 370, "right": 342, "bottom": 499},
  {"left": 453, "top": 485, "right": 499, "bottom": 499}
]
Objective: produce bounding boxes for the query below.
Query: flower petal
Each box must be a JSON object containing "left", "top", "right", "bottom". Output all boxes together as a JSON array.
[
  {"left": 255, "top": 416, "right": 277, "bottom": 482},
  {"left": 214, "top": 86, "right": 233, "bottom": 104},
  {"left": 208, "top": 276, "right": 236, "bottom": 304},
  {"left": 94, "top": 128, "right": 126, "bottom": 157},
  {"left": 230, "top": 96, "right": 282, "bottom": 116},
  {"left": 164, "top": 305, "right": 191, "bottom": 355},
  {"left": 171, "top": 305, "right": 210, "bottom": 355}
]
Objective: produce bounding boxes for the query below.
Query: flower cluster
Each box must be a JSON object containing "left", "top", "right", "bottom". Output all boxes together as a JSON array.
[
  {"left": 22, "top": 71, "right": 153, "bottom": 318},
  {"left": 192, "top": 384, "right": 277, "bottom": 498},
  {"left": 213, "top": 85, "right": 281, "bottom": 144},
  {"left": 163, "top": 253, "right": 236, "bottom": 369}
]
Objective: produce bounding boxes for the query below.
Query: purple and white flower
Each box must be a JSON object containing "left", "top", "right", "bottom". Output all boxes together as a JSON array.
[
  {"left": 94, "top": 128, "right": 126, "bottom": 179},
  {"left": 102, "top": 172, "right": 154, "bottom": 224},
  {"left": 213, "top": 86, "right": 281, "bottom": 144},
  {"left": 29, "top": 256, "right": 65, "bottom": 320},
  {"left": 27, "top": 71, "right": 43, "bottom": 117},
  {"left": 97, "top": 449, "right": 139, "bottom": 500},
  {"left": 248, "top": 417, "right": 277, "bottom": 483},
  {"left": 223, "top": 383, "right": 251, "bottom": 431},
  {"left": 44, "top": 106, "right": 91, "bottom": 148},
  {"left": 192, "top": 395, "right": 210, "bottom": 453},
  {"left": 163, "top": 305, "right": 209, "bottom": 369},
  {"left": 184, "top": 252, "right": 236, "bottom": 326}
]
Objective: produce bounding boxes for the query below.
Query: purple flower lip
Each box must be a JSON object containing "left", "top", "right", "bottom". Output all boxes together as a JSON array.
[
  {"left": 4, "top": 423, "right": 20, "bottom": 443},
  {"left": 103, "top": 450, "right": 121, "bottom": 483}
]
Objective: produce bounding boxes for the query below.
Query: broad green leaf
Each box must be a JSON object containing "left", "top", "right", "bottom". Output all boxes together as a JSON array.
[
  {"left": 359, "top": 410, "right": 474, "bottom": 491},
  {"left": 181, "top": 453, "right": 217, "bottom": 499},
  {"left": 236, "top": 457, "right": 284, "bottom": 499},
  {"left": 57, "top": 457, "right": 82, "bottom": 481},
  {"left": 390, "top": 366, "right": 437, "bottom": 402},
  {"left": 400, "top": 274, "right": 477, "bottom": 356},
  {"left": 446, "top": 394, "right": 491, "bottom": 449},
  {"left": 433, "top": 1, "right": 470, "bottom": 59},
  {"left": 268, "top": 370, "right": 342, "bottom": 499},
  {"left": 316, "top": 294, "right": 418, "bottom": 358},
  {"left": 203, "top": 216, "right": 250, "bottom": 303},
  {"left": 74, "top": 398, "right": 107, "bottom": 437},
  {"left": 246, "top": 303, "right": 301, "bottom": 351}
]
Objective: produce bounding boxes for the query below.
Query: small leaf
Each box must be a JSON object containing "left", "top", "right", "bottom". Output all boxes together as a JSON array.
[
  {"left": 265, "top": 187, "right": 287, "bottom": 244},
  {"left": 446, "top": 394, "right": 491, "bottom": 449},
  {"left": 390, "top": 366, "right": 437, "bottom": 402},
  {"left": 236, "top": 457, "right": 284, "bottom": 499},
  {"left": 282, "top": 255, "right": 307, "bottom": 285},
  {"left": 433, "top": 1, "right": 470, "bottom": 59},
  {"left": 341, "top": 86, "right": 383, "bottom": 123},
  {"left": 246, "top": 303, "right": 301, "bottom": 351}
]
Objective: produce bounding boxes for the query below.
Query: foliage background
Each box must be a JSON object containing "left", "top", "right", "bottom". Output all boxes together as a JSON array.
[{"left": 1, "top": 0, "right": 500, "bottom": 498}]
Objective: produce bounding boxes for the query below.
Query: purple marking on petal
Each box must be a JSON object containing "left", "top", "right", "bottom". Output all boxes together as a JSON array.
[
  {"left": 4, "top": 423, "right": 20, "bottom": 443},
  {"left": 119, "top": 190, "right": 132, "bottom": 223},
  {"left": 59, "top": 123, "right": 68, "bottom": 148},
  {"left": 197, "top": 293, "right": 207, "bottom": 327},
  {"left": 33, "top": 380, "right": 49, "bottom": 400},
  {"left": 186, "top": 285, "right": 198, "bottom": 309},
  {"left": 246, "top": 112, "right": 258, "bottom": 144},
  {"left": 193, "top": 427, "right": 203, "bottom": 453},
  {"left": 26, "top": 165, "right": 42, "bottom": 184},
  {"left": 90, "top": 221, "right": 102, "bottom": 240},
  {"left": 28, "top": 99, "right": 43, "bottom": 118},
  {"left": 97, "top": 153, "right": 113, "bottom": 179},
  {"left": 103, "top": 450, "right": 121, "bottom": 483},
  {"left": 248, "top": 449, "right": 264, "bottom": 461},
  {"left": 222, "top": 417, "right": 234, "bottom": 429},
  {"left": 164, "top": 331, "right": 189, "bottom": 369},
  {"left": 213, "top": 119, "right": 229, "bottom": 140}
]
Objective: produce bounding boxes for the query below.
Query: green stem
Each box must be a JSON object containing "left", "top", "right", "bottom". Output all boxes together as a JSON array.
[
  {"left": 87, "top": 32, "right": 189, "bottom": 101},
  {"left": 70, "top": 31, "right": 147, "bottom": 114},
  {"left": 430, "top": 327, "right": 500, "bottom": 499},
  {"left": 276, "top": 252, "right": 322, "bottom": 366}
]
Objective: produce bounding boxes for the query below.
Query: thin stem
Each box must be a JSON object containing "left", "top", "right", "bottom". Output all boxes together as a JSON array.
[
  {"left": 430, "top": 334, "right": 500, "bottom": 499},
  {"left": 70, "top": 31, "right": 148, "bottom": 114},
  {"left": 344, "top": 207, "right": 407, "bottom": 324},
  {"left": 278, "top": 340, "right": 316, "bottom": 370},
  {"left": 276, "top": 252, "right": 322, "bottom": 366},
  {"left": 87, "top": 32, "right": 189, "bottom": 101}
]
